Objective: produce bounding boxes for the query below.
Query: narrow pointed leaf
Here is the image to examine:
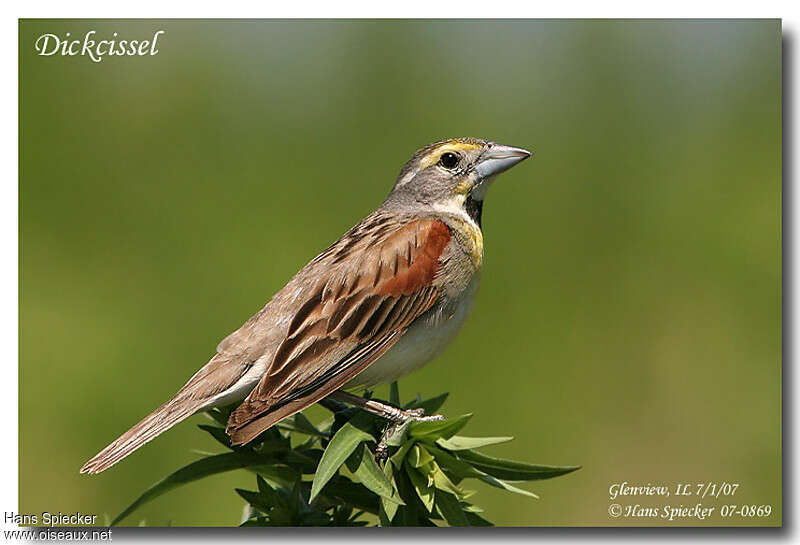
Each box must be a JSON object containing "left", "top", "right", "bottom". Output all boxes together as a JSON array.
[
  {"left": 253, "top": 435, "right": 292, "bottom": 455},
  {"left": 478, "top": 474, "right": 539, "bottom": 498},
  {"left": 389, "top": 382, "right": 400, "bottom": 405},
  {"left": 289, "top": 479, "right": 309, "bottom": 513},
  {"left": 252, "top": 464, "right": 298, "bottom": 488},
  {"left": 410, "top": 414, "right": 472, "bottom": 441},
  {"left": 310, "top": 412, "right": 375, "bottom": 502},
  {"left": 385, "top": 420, "right": 412, "bottom": 447},
  {"left": 459, "top": 488, "right": 478, "bottom": 500},
  {"left": 378, "top": 503, "right": 391, "bottom": 527},
  {"left": 276, "top": 413, "right": 328, "bottom": 437},
  {"left": 205, "top": 405, "right": 234, "bottom": 427},
  {"left": 381, "top": 500, "right": 398, "bottom": 523},
  {"left": 424, "top": 445, "right": 483, "bottom": 479},
  {"left": 235, "top": 489, "right": 272, "bottom": 514},
  {"left": 111, "top": 452, "right": 266, "bottom": 525},
  {"left": 256, "top": 475, "right": 278, "bottom": 504},
  {"left": 465, "top": 512, "right": 493, "bottom": 526},
  {"left": 381, "top": 462, "right": 400, "bottom": 521},
  {"left": 435, "top": 490, "right": 469, "bottom": 527},
  {"left": 431, "top": 463, "right": 466, "bottom": 498},
  {"left": 348, "top": 509, "right": 368, "bottom": 525},
  {"left": 197, "top": 424, "right": 232, "bottom": 447},
  {"left": 189, "top": 449, "right": 218, "bottom": 457},
  {"left": 456, "top": 449, "right": 581, "bottom": 481},
  {"left": 394, "top": 468, "right": 441, "bottom": 524},
  {"left": 436, "top": 435, "right": 513, "bottom": 451},
  {"left": 286, "top": 448, "right": 323, "bottom": 472},
  {"left": 240, "top": 502, "right": 256, "bottom": 524},
  {"left": 320, "top": 476, "right": 380, "bottom": 514},
  {"left": 345, "top": 444, "right": 402, "bottom": 504},
  {"left": 406, "top": 466, "right": 435, "bottom": 512},
  {"left": 316, "top": 415, "right": 335, "bottom": 435},
  {"left": 408, "top": 445, "right": 435, "bottom": 468},
  {"left": 404, "top": 392, "right": 449, "bottom": 414},
  {"left": 390, "top": 439, "right": 415, "bottom": 468}
]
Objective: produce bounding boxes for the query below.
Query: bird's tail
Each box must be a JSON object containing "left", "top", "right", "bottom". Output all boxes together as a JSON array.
[{"left": 79, "top": 398, "right": 205, "bottom": 475}]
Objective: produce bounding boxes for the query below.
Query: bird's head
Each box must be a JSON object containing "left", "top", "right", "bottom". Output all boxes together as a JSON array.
[{"left": 388, "top": 138, "right": 532, "bottom": 226}]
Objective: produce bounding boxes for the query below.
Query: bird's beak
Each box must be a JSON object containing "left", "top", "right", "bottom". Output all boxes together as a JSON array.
[{"left": 474, "top": 143, "right": 532, "bottom": 179}]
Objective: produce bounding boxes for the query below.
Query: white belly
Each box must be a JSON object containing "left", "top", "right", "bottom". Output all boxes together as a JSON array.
[{"left": 345, "top": 279, "right": 479, "bottom": 389}]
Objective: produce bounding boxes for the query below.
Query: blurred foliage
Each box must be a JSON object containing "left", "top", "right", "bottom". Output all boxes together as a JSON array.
[
  {"left": 19, "top": 20, "right": 780, "bottom": 526},
  {"left": 112, "top": 384, "right": 578, "bottom": 526}
]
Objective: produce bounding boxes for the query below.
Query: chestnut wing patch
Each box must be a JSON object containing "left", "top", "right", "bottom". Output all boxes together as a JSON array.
[{"left": 226, "top": 218, "right": 451, "bottom": 440}]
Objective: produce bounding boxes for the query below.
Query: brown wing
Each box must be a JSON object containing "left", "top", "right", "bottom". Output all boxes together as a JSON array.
[{"left": 226, "top": 217, "right": 452, "bottom": 444}]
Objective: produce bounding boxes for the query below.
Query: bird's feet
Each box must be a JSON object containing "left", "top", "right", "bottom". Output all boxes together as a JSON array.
[
  {"left": 375, "top": 408, "right": 444, "bottom": 461},
  {"left": 396, "top": 407, "right": 445, "bottom": 422},
  {"left": 322, "top": 390, "right": 444, "bottom": 461}
]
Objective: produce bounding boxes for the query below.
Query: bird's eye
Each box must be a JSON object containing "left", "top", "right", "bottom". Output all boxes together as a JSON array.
[{"left": 438, "top": 152, "right": 460, "bottom": 169}]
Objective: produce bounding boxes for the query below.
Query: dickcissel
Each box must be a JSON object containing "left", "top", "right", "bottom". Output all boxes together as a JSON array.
[{"left": 81, "top": 137, "right": 531, "bottom": 474}]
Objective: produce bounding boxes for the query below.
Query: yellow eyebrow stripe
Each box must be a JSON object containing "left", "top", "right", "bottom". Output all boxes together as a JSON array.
[{"left": 417, "top": 142, "right": 482, "bottom": 170}]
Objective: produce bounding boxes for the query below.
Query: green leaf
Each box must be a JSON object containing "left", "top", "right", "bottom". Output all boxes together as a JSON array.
[
  {"left": 205, "top": 405, "right": 234, "bottom": 427},
  {"left": 430, "top": 462, "right": 466, "bottom": 498},
  {"left": 393, "top": 468, "right": 441, "bottom": 525},
  {"left": 252, "top": 435, "right": 292, "bottom": 455},
  {"left": 407, "top": 445, "right": 435, "bottom": 468},
  {"left": 410, "top": 414, "right": 472, "bottom": 441},
  {"left": 389, "top": 439, "right": 415, "bottom": 469},
  {"left": 190, "top": 448, "right": 220, "bottom": 457},
  {"left": 343, "top": 507, "right": 368, "bottom": 526},
  {"left": 285, "top": 448, "right": 323, "bottom": 473},
  {"left": 345, "top": 444, "right": 402, "bottom": 504},
  {"left": 381, "top": 462, "right": 400, "bottom": 521},
  {"left": 251, "top": 464, "right": 298, "bottom": 488},
  {"left": 456, "top": 449, "right": 581, "bottom": 481},
  {"left": 111, "top": 452, "right": 267, "bottom": 525},
  {"left": 460, "top": 488, "right": 478, "bottom": 500},
  {"left": 436, "top": 435, "right": 513, "bottom": 451},
  {"left": 128, "top": 388, "right": 583, "bottom": 527},
  {"left": 477, "top": 474, "right": 539, "bottom": 499},
  {"left": 405, "top": 392, "right": 449, "bottom": 414},
  {"left": 385, "top": 420, "right": 412, "bottom": 447},
  {"left": 424, "top": 445, "right": 483, "bottom": 479},
  {"left": 197, "top": 424, "right": 232, "bottom": 447},
  {"left": 435, "top": 490, "right": 469, "bottom": 527},
  {"left": 300, "top": 511, "right": 332, "bottom": 526},
  {"left": 316, "top": 415, "right": 335, "bottom": 435},
  {"left": 235, "top": 488, "right": 273, "bottom": 514},
  {"left": 465, "top": 512, "right": 493, "bottom": 526},
  {"left": 276, "top": 413, "right": 328, "bottom": 438},
  {"left": 256, "top": 475, "right": 278, "bottom": 503},
  {"left": 320, "top": 476, "right": 380, "bottom": 514},
  {"left": 378, "top": 503, "right": 392, "bottom": 527},
  {"left": 310, "top": 412, "right": 375, "bottom": 502},
  {"left": 289, "top": 479, "right": 310, "bottom": 514},
  {"left": 406, "top": 466, "right": 435, "bottom": 512}
]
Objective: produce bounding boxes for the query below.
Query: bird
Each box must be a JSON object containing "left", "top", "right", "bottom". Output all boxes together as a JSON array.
[{"left": 80, "top": 137, "right": 531, "bottom": 475}]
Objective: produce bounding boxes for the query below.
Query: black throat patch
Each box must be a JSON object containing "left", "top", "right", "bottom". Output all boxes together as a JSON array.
[{"left": 465, "top": 195, "right": 483, "bottom": 228}]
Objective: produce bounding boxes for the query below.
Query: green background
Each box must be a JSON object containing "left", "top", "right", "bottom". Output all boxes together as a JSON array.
[{"left": 19, "top": 20, "right": 781, "bottom": 526}]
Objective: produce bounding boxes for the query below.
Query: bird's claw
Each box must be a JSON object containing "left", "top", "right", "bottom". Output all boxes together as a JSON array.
[
  {"left": 407, "top": 412, "right": 445, "bottom": 422},
  {"left": 375, "top": 442, "right": 390, "bottom": 462},
  {"left": 374, "top": 408, "right": 445, "bottom": 460},
  {"left": 392, "top": 407, "right": 444, "bottom": 422}
]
